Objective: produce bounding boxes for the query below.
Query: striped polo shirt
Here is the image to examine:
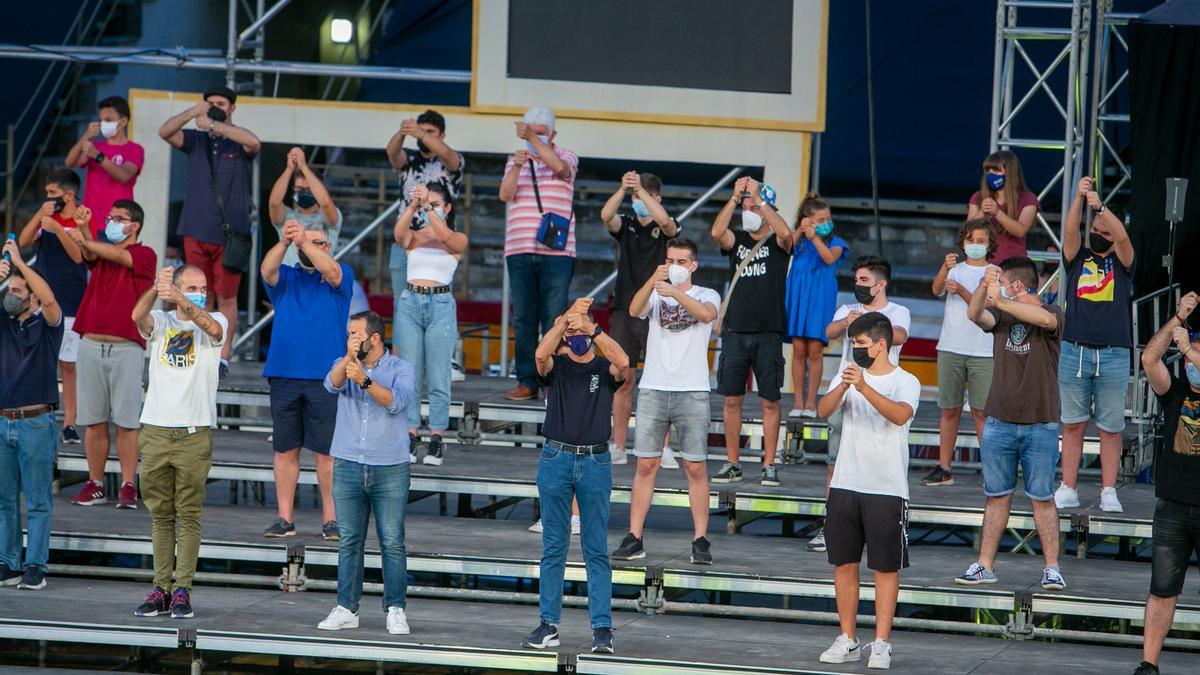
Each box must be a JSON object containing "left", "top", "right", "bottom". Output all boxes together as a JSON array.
[{"left": 503, "top": 146, "right": 579, "bottom": 257}]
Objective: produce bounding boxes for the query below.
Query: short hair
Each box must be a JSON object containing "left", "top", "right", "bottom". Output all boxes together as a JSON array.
[
  {"left": 416, "top": 109, "right": 446, "bottom": 133},
  {"left": 290, "top": 166, "right": 324, "bottom": 191},
  {"left": 798, "top": 191, "right": 830, "bottom": 219},
  {"left": 852, "top": 255, "right": 891, "bottom": 283},
  {"left": 958, "top": 218, "right": 997, "bottom": 257},
  {"left": 665, "top": 236, "right": 698, "bottom": 261},
  {"left": 97, "top": 95, "right": 130, "bottom": 119},
  {"left": 998, "top": 256, "right": 1039, "bottom": 291},
  {"left": 203, "top": 85, "right": 237, "bottom": 104},
  {"left": 111, "top": 199, "right": 144, "bottom": 228},
  {"left": 349, "top": 311, "right": 386, "bottom": 342},
  {"left": 523, "top": 107, "right": 556, "bottom": 132},
  {"left": 173, "top": 263, "right": 206, "bottom": 286},
  {"left": 848, "top": 311, "right": 894, "bottom": 349},
  {"left": 45, "top": 168, "right": 81, "bottom": 195},
  {"left": 426, "top": 182, "right": 457, "bottom": 230},
  {"left": 640, "top": 173, "right": 663, "bottom": 195}
]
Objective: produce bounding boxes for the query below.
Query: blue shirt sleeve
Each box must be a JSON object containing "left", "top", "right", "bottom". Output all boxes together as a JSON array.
[
  {"left": 180, "top": 129, "right": 201, "bottom": 154},
  {"left": 324, "top": 356, "right": 347, "bottom": 394},
  {"left": 384, "top": 358, "right": 415, "bottom": 415},
  {"left": 265, "top": 264, "right": 292, "bottom": 301}
]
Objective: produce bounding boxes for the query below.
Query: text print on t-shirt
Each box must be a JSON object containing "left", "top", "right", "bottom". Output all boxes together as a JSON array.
[
  {"left": 1076, "top": 256, "right": 1116, "bottom": 302},
  {"left": 1175, "top": 396, "right": 1200, "bottom": 457},
  {"left": 659, "top": 298, "right": 702, "bottom": 332},
  {"left": 161, "top": 328, "right": 197, "bottom": 368},
  {"left": 735, "top": 242, "right": 774, "bottom": 278},
  {"left": 1005, "top": 322, "right": 1031, "bottom": 355}
]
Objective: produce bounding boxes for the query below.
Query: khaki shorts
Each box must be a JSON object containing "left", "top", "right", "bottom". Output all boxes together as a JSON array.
[{"left": 936, "top": 351, "right": 993, "bottom": 410}]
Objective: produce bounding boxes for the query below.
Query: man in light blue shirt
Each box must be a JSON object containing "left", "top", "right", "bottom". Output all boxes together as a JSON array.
[{"left": 317, "top": 311, "right": 416, "bottom": 637}]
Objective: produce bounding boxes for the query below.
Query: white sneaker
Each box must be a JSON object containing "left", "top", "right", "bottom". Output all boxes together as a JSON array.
[
  {"left": 868, "top": 640, "right": 892, "bottom": 669},
  {"left": 571, "top": 515, "right": 581, "bottom": 536},
  {"left": 660, "top": 446, "right": 680, "bottom": 469},
  {"left": 528, "top": 519, "right": 543, "bottom": 533},
  {"left": 819, "top": 633, "right": 861, "bottom": 664},
  {"left": 409, "top": 453, "right": 418, "bottom": 463},
  {"left": 1099, "top": 487, "right": 1123, "bottom": 513},
  {"left": 317, "top": 605, "right": 359, "bottom": 631},
  {"left": 1054, "top": 483, "right": 1080, "bottom": 509},
  {"left": 610, "top": 443, "right": 628, "bottom": 465},
  {"left": 787, "top": 408, "right": 805, "bottom": 418},
  {"left": 450, "top": 361, "right": 466, "bottom": 382},
  {"left": 801, "top": 409, "right": 818, "bottom": 419},
  {"left": 387, "top": 606, "right": 410, "bottom": 635}
]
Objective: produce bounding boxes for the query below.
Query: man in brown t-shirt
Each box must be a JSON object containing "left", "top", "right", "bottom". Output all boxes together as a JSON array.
[{"left": 954, "top": 256, "right": 1067, "bottom": 592}]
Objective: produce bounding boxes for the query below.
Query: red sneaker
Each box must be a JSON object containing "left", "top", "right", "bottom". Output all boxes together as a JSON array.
[
  {"left": 70, "top": 480, "right": 106, "bottom": 506},
  {"left": 116, "top": 482, "right": 139, "bottom": 509}
]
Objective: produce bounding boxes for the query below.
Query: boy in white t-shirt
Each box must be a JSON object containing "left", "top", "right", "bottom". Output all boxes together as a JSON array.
[
  {"left": 130, "top": 265, "right": 227, "bottom": 620},
  {"left": 816, "top": 312, "right": 921, "bottom": 670}
]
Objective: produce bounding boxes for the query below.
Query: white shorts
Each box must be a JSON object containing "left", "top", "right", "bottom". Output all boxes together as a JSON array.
[{"left": 58, "top": 316, "right": 80, "bottom": 363}]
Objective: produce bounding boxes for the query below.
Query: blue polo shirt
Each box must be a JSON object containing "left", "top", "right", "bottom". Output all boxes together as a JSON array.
[
  {"left": 264, "top": 263, "right": 354, "bottom": 380},
  {"left": 0, "top": 308, "right": 64, "bottom": 408}
]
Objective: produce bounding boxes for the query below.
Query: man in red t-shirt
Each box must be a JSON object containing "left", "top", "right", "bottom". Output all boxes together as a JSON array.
[
  {"left": 66, "top": 96, "right": 144, "bottom": 237},
  {"left": 65, "top": 200, "right": 157, "bottom": 509}
]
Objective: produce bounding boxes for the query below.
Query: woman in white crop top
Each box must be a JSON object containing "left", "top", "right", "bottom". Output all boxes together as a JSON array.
[{"left": 393, "top": 183, "right": 469, "bottom": 465}]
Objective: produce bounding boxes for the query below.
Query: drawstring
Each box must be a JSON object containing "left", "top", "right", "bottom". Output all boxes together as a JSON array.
[
  {"left": 1076, "top": 345, "right": 1083, "bottom": 378},
  {"left": 1094, "top": 347, "right": 1101, "bottom": 378}
]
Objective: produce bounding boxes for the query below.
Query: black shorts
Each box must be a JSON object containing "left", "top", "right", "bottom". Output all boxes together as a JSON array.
[
  {"left": 1150, "top": 498, "right": 1200, "bottom": 598},
  {"left": 268, "top": 377, "right": 338, "bottom": 455},
  {"left": 825, "top": 488, "right": 910, "bottom": 573},
  {"left": 716, "top": 331, "right": 785, "bottom": 401},
  {"left": 608, "top": 308, "right": 649, "bottom": 366}
]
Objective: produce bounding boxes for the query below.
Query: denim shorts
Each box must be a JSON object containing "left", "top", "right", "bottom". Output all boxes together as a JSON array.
[
  {"left": 1057, "top": 341, "right": 1129, "bottom": 432},
  {"left": 632, "top": 389, "right": 710, "bottom": 462},
  {"left": 980, "top": 417, "right": 1060, "bottom": 501},
  {"left": 1150, "top": 498, "right": 1200, "bottom": 598}
]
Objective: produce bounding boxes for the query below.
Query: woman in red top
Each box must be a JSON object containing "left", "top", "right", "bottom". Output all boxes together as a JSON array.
[{"left": 966, "top": 150, "right": 1040, "bottom": 262}]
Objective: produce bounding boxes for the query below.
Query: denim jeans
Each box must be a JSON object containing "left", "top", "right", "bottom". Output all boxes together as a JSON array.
[
  {"left": 395, "top": 289, "right": 457, "bottom": 431},
  {"left": 389, "top": 243, "right": 407, "bottom": 295},
  {"left": 333, "top": 458, "right": 410, "bottom": 613},
  {"left": 0, "top": 413, "right": 58, "bottom": 573},
  {"left": 536, "top": 442, "right": 612, "bottom": 629},
  {"left": 1057, "top": 341, "right": 1130, "bottom": 432},
  {"left": 980, "top": 417, "right": 1060, "bottom": 500},
  {"left": 506, "top": 254, "right": 575, "bottom": 389}
]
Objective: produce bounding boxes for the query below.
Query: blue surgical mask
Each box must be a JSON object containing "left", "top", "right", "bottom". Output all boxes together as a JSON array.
[
  {"left": 104, "top": 217, "right": 128, "bottom": 243},
  {"left": 631, "top": 199, "right": 651, "bottom": 219},
  {"left": 986, "top": 172, "right": 1006, "bottom": 191},
  {"left": 525, "top": 134, "right": 550, "bottom": 155},
  {"left": 294, "top": 190, "right": 317, "bottom": 209},
  {"left": 1187, "top": 362, "right": 1200, "bottom": 389},
  {"left": 564, "top": 334, "right": 591, "bottom": 356},
  {"left": 814, "top": 221, "right": 833, "bottom": 237},
  {"left": 432, "top": 206, "right": 446, "bottom": 222},
  {"left": 183, "top": 292, "right": 206, "bottom": 309},
  {"left": 999, "top": 283, "right": 1023, "bottom": 300},
  {"left": 964, "top": 243, "right": 988, "bottom": 260}
]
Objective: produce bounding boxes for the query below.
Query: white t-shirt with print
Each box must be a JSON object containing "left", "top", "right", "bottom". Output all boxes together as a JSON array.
[
  {"left": 139, "top": 309, "right": 228, "bottom": 428},
  {"left": 935, "top": 263, "right": 992, "bottom": 358},
  {"left": 638, "top": 285, "right": 721, "bottom": 392},
  {"left": 832, "top": 301, "right": 912, "bottom": 372},
  {"left": 829, "top": 366, "right": 922, "bottom": 500}
]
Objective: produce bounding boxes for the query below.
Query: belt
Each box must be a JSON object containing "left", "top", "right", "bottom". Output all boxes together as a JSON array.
[
  {"left": 407, "top": 283, "right": 451, "bottom": 295},
  {"left": 0, "top": 405, "right": 52, "bottom": 420},
  {"left": 546, "top": 439, "right": 608, "bottom": 455}
]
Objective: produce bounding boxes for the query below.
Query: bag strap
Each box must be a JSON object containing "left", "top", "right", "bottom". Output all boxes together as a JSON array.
[
  {"left": 714, "top": 233, "right": 774, "bottom": 336},
  {"left": 527, "top": 158, "right": 545, "bottom": 215},
  {"left": 203, "top": 135, "right": 231, "bottom": 232}
]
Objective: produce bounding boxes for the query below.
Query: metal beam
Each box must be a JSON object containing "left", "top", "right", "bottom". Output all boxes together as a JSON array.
[{"left": 237, "top": 0, "right": 292, "bottom": 49}]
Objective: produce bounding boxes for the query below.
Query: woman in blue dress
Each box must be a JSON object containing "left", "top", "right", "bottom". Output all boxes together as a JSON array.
[{"left": 785, "top": 192, "right": 848, "bottom": 418}]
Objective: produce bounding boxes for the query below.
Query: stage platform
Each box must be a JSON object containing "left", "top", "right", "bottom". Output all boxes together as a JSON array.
[{"left": 1, "top": 578, "right": 1194, "bottom": 674}]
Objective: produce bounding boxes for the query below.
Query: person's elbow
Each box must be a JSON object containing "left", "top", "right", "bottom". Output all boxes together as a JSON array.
[
  {"left": 499, "top": 185, "right": 516, "bottom": 203},
  {"left": 1141, "top": 350, "right": 1160, "bottom": 370},
  {"left": 244, "top": 138, "right": 262, "bottom": 155}
]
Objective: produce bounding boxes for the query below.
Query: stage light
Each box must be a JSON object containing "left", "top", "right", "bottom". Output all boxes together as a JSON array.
[{"left": 331, "top": 18, "right": 353, "bottom": 44}]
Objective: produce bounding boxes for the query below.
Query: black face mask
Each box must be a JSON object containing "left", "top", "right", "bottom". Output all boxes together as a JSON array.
[
  {"left": 356, "top": 339, "right": 371, "bottom": 361},
  {"left": 1089, "top": 232, "right": 1112, "bottom": 254},
  {"left": 853, "top": 283, "right": 877, "bottom": 305},
  {"left": 48, "top": 196, "right": 65, "bottom": 213},
  {"left": 416, "top": 139, "right": 430, "bottom": 154},
  {"left": 297, "top": 249, "right": 314, "bottom": 269},
  {"left": 206, "top": 106, "right": 227, "bottom": 123},
  {"left": 851, "top": 346, "right": 875, "bottom": 369},
  {"left": 295, "top": 190, "right": 317, "bottom": 209}
]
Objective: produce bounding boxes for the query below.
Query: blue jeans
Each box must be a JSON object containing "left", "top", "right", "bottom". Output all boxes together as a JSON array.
[
  {"left": 0, "top": 413, "right": 58, "bottom": 573},
  {"left": 395, "top": 289, "right": 457, "bottom": 431},
  {"left": 536, "top": 442, "right": 612, "bottom": 629},
  {"left": 333, "top": 458, "right": 410, "bottom": 613},
  {"left": 980, "top": 417, "right": 1060, "bottom": 501},
  {"left": 1057, "top": 341, "right": 1129, "bottom": 432},
  {"left": 506, "top": 254, "right": 575, "bottom": 389}
]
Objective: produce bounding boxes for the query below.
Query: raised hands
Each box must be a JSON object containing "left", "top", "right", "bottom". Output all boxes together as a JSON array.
[
  {"left": 281, "top": 220, "right": 305, "bottom": 245},
  {"left": 943, "top": 253, "right": 959, "bottom": 271},
  {"left": 622, "top": 171, "right": 640, "bottom": 193},
  {"left": 1178, "top": 291, "right": 1198, "bottom": 323},
  {"left": 980, "top": 197, "right": 999, "bottom": 217},
  {"left": 155, "top": 267, "right": 179, "bottom": 303},
  {"left": 841, "top": 362, "right": 863, "bottom": 390}
]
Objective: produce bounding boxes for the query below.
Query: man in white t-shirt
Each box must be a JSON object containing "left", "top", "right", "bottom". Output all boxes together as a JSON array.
[
  {"left": 610, "top": 238, "right": 721, "bottom": 566},
  {"left": 809, "top": 256, "right": 910, "bottom": 554},
  {"left": 130, "top": 265, "right": 227, "bottom": 620},
  {"left": 816, "top": 312, "right": 921, "bottom": 670}
]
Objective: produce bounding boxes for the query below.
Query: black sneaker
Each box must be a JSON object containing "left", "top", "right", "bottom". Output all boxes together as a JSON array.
[
  {"left": 322, "top": 521, "right": 339, "bottom": 541},
  {"left": 761, "top": 464, "right": 781, "bottom": 487},
  {"left": 219, "top": 360, "right": 229, "bottom": 380},
  {"left": 711, "top": 462, "right": 742, "bottom": 483},
  {"left": 690, "top": 536, "right": 713, "bottom": 565},
  {"left": 62, "top": 425, "right": 81, "bottom": 444},
  {"left": 521, "top": 621, "right": 560, "bottom": 649},
  {"left": 422, "top": 434, "right": 444, "bottom": 466},
  {"left": 134, "top": 586, "right": 170, "bottom": 617},
  {"left": 922, "top": 465, "right": 955, "bottom": 486},
  {"left": 1134, "top": 661, "right": 1160, "bottom": 675},
  {"left": 16, "top": 566, "right": 46, "bottom": 590},
  {"left": 0, "top": 562, "right": 21, "bottom": 587},
  {"left": 409, "top": 432, "right": 421, "bottom": 462},
  {"left": 170, "top": 588, "right": 194, "bottom": 619},
  {"left": 263, "top": 517, "right": 296, "bottom": 538},
  {"left": 611, "top": 532, "right": 646, "bottom": 561},
  {"left": 591, "top": 627, "right": 614, "bottom": 654}
]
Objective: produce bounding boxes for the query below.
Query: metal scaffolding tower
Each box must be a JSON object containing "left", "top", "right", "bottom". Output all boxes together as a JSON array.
[{"left": 1088, "top": 0, "right": 1136, "bottom": 205}]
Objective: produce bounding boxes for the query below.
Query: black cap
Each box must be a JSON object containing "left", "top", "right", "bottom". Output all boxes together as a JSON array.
[{"left": 203, "top": 85, "right": 237, "bottom": 105}]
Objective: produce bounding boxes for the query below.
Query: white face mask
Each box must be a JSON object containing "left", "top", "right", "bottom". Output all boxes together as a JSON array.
[
  {"left": 741, "top": 210, "right": 762, "bottom": 232},
  {"left": 668, "top": 264, "right": 690, "bottom": 285},
  {"left": 100, "top": 121, "right": 120, "bottom": 138}
]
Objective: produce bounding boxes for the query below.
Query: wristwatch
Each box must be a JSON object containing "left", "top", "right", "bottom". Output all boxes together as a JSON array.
[
  {"left": 591, "top": 325, "right": 603, "bottom": 339},
  {"left": 361, "top": 376, "right": 373, "bottom": 391},
  {"left": 95, "top": 152, "right": 105, "bottom": 165}
]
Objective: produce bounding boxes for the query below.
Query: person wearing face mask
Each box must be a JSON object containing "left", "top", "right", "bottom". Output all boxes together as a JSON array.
[
  {"left": 599, "top": 171, "right": 679, "bottom": 465},
  {"left": 521, "top": 298, "right": 628, "bottom": 655},
  {"left": 269, "top": 147, "right": 344, "bottom": 268},
  {"left": 499, "top": 107, "right": 579, "bottom": 401},
  {"left": 392, "top": 183, "right": 468, "bottom": 466},
  {"left": 260, "top": 221, "right": 354, "bottom": 541},
  {"left": 66, "top": 96, "right": 143, "bottom": 237},
  {"left": 0, "top": 238, "right": 63, "bottom": 591},
  {"left": 923, "top": 220, "right": 997, "bottom": 487},
  {"left": 967, "top": 150, "right": 1040, "bottom": 263},
  {"left": 130, "top": 265, "right": 228, "bottom": 619},
  {"left": 18, "top": 170, "right": 86, "bottom": 446},
  {"left": 957, "top": 257, "right": 1067, "bottom": 593},
  {"left": 709, "top": 176, "right": 794, "bottom": 487},
  {"left": 64, "top": 200, "right": 157, "bottom": 510},
  {"left": 1136, "top": 292, "right": 1200, "bottom": 675},
  {"left": 1054, "top": 176, "right": 1136, "bottom": 514},
  {"left": 317, "top": 311, "right": 416, "bottom": 637},
  {"left": 785, "top": 192, "right": 849, "bottom": 419},
  {"left": 806, "top": 256, "right": 910, "bottom": 554},
  {"left": 815, "top": 312, "right": 921, "bottom": 669}
]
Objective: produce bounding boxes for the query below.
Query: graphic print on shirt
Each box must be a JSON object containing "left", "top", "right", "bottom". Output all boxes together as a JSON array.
[
  {"left": 161, "top": 328, "right": 197, "bottom": 368},
  {"left": 734, "top": 242, "right": 774, "bottom": 278},
  {"left": 589, "top": 373, "right": 600, "bottom": 393},
  {"left": 1005, "top": 322, "right": 1030, "bottom": 355},
  {"left": 1076, "top": 256, "right": 1115, "bottom": 302},
  {"left": 1173, "top": 395, "right": 1200, "bottom": 457},
  {"left": 659, "top": 299, "right": 701, "bottom": 332}
]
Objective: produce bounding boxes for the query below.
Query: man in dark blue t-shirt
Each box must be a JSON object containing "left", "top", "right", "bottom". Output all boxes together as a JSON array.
[{"left": 521, "top": 298, "right": 628, "bottom": 656}]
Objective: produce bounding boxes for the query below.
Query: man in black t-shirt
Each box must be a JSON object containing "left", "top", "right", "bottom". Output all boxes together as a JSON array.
[
  {"left": 710, "top": 176, "right": 793, "bottom": 487},
  {"left": 1136, "top": 291, "right": 1200, "bottom": 675},
  {"left": 522, "top": 298, "right": 628, "bottom": 656},
  {"left": 600, "top": 172, "right": 678, "bottom": 463}
]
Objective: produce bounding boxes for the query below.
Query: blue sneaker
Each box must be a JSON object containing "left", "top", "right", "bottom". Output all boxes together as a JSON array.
[
  {"left": 521, "top": 621, "right": 560, "bottom": 649},
  {"left": 1041, "top": 567, "right": 1066, "bottom": 591},
  {"left": 591, "top": 627, "right": 614, "bottom": 654},
  {"left": 955, "top": 562, "right": 998, "bottom": 585}
]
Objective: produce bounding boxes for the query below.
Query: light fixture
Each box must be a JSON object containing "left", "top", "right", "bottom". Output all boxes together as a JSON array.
[{"left": 330, "top": 18, "right": 353, "bottom": 44}]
